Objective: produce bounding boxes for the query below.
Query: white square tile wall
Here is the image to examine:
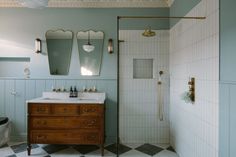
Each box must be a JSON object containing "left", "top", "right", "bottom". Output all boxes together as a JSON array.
[
  {"left": 119, "top": 30, "right": 170, "bottom": 144},
  {"left": 169, "top": 0, "right": 219, "bottom": 157}
]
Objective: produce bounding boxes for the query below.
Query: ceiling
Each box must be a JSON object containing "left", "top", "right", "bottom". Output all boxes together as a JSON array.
[{"left": 0, "top": 0, "right": 175, "bottom": 8}]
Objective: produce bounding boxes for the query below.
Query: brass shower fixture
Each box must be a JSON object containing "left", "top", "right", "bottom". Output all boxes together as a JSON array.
[
  {"left": 188, "top": 77, "right": 195, "bottom": 103},
  {"left": 158, "top": 71, "right": 163, "bottom": 85},
  {"left": 142, "top": 26, "right": 156, "bottom": 37}
]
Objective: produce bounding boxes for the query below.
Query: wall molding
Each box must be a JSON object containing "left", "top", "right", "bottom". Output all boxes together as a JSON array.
[{"left": 0, "top": 0, "right": 171, "bottom": 8}]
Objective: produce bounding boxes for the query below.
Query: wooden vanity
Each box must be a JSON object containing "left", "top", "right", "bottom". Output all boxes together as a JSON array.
[{"left": 27, "top": 102, "right": 105, "bottom": 156}]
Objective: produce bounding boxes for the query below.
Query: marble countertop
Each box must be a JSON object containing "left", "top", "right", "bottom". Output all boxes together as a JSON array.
[
  {"left": 26, "top": 92, "right": 106, "bottom": 104},
  {"left": 27, "top": 97, "right": 105, "bottom": 104}
]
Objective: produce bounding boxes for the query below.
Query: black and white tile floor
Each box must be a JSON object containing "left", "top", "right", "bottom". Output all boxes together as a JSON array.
[{"left": 0, "top": 142, "right": 178, "bottom": 157}]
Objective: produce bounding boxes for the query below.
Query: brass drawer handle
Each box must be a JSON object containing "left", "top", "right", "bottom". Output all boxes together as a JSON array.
[
  {"left": 87, "top": 134, "right": 97, "bottom": 140},
  {"left": 86, "top": 120, "right": 96, "bottom": 126},
  {"left": 37, "top": 107, "right": 46, "bottom": 112},
  {"left": 84, "top": 108, "right": 96, "bottom": 113},
  {"left": 36, "top": 135, "right": 46, "bottom": 140},
  {"left": 36, "top": 120, "right": 47, "bottom": 125}
]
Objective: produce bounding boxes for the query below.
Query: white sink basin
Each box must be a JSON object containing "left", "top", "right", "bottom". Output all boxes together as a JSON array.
[{"left": 27, "top": 92, "right": 106, "bottom": 104}]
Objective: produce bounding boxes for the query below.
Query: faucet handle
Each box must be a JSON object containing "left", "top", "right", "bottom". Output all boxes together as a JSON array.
[
  {"left": 83, "top": 86, "right": 87, "bottom": 92},
  {"left": 61, "top": 86, "right": 66, "bottom": 92},
  {"left": 92, "top": 86, "right": 97, "bottom": 92}
]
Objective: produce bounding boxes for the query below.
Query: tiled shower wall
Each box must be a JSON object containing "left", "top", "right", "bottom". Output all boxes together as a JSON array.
[
  {"left": 169, "top": 0, "right": 219, "bottom": 157},
  {"left": 119, "top": 30, "right": 170, "bottom": 144}
]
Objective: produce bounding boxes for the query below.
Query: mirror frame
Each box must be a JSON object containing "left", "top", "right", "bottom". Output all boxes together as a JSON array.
[
  {"left": 45, "top": 29, "right": 74, "bottom": 75},
  {"left": 76, "top": 30, "right": 104, "bottom": 76}
]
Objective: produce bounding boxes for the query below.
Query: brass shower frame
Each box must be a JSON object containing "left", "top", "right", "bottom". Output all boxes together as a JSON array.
[
  {"left": 116, "top": 15, "right": 205, "bottom": 157},
  {"left": 118, "top": 16, "right": 206, "bottom": 19}
]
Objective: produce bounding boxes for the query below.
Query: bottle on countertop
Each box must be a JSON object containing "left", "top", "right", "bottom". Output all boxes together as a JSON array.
[
  {"left": 69, "top": 86, "right": 73, "bottom": 97},
  {"left": 73, "top": 86, "right": 78, "bottom": 97}
]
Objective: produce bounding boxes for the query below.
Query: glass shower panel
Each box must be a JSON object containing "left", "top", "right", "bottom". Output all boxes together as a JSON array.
[{"left": 119, "top": 30, "right": 170, "bottom": 155}]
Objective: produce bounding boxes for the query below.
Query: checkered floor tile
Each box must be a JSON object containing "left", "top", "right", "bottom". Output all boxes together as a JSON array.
[
  {"left": 0, "top": 142, "right": 178, "bottom": 157},
  {"left": 135, "top": 144, "right": 163, "bottom": 156}
]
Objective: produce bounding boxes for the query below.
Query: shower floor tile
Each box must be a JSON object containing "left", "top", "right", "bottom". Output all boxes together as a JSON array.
[
  {"left": 105, "top": 143, "right": 132, "bottom": 155},
  {"left": 153, "top": 150, "right": 179, "bottom": 157},
  {"left": 135, "top": 143, "right": 163, "bottom": 156},
  {"left": 119, "top": 149, "right": 150, "bottom": 157}
]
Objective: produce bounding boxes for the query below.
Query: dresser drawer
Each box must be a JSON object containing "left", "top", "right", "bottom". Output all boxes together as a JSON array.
[
  {"left": 52, "top": 104, "right": 80, "bottom": 116},
  {"left": 28, "top": 104, "right": 51, "bottom": 115},
  {"left": 80, "top": 105, "right": 104, "bottom": 116},
  {"left": 30, "top": 117, "right": 101, "bottom": 129},
  {"left": 31, "top": 131, "right": 100, "bottom": 144}
]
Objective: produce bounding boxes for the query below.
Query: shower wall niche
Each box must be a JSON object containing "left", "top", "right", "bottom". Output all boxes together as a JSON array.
[{"left": 119, "top": 30, "right": 170, "bottom": 144}]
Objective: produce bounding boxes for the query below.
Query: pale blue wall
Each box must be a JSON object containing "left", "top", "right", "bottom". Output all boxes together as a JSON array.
[
  {"left": 0, "top": 8, "right": 169, "bottom": 79},
  {"left": 220, "top": 0, "right": 236, "bottom": 82},
  {"left": 0, "top": 8, "right": 169, "bottom": 142},
  {"left": 220, "top": 0, "right": 236, "bottom": 157},
  {"left": 170, "top": 0, "right": 201, "bottom": 27}
]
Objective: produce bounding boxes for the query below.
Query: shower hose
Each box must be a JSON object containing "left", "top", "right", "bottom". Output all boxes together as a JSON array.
[{"left": 158, "top": 80, "right": 164, "bottom": 121}]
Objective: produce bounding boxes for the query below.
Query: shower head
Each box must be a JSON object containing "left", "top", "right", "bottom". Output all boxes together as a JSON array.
[{"left": 142, "top": 26, "right": 156, "bottom": 37}]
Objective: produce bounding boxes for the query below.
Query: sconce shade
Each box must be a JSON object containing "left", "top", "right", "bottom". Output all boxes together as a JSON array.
[
  {"left": 108, "top": 38, "right": 113, "bottom": 54},
  {"left": 35, "top": 38, "right": 42, "bottom": 53},
  {"left": 83, "top": 31, "right": 95, "bottom": 53},
  {"left": 83, "top": 44, "right": 95, "bottom": 53}
]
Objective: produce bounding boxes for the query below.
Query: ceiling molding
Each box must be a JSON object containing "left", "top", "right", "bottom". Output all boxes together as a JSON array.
[
  {"left": 0, "top": 0, "right": 170, "bottom": 8},
  {"left": 164, "top": 0, "right": 175, "bottom": 7}
]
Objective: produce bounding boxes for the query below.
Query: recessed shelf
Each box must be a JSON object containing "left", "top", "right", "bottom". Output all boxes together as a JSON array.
[{"left": 133, "top": 59, "right": 153, "bottom": 79}]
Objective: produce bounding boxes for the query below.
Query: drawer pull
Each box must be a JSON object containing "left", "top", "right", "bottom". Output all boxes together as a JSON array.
[
  {"left": 87, "top": 134, "right": 97, "bottom": 140},
  {"left": 36, "top": 120, "right": 47, "bottom": 125},
  {"left": 36, "top": 135, "right": 46, "bottom": 140},
  {"left": 63, "top": 108, "right": 68, "bottom": 112},
  {"left": 37, "top": 107, "right": 46, "bottom": 112},
  {"left": 84, "top": 108, "right": 96, "bottom": 113},
  {"left": 85, "top": 120, "right": 97, "bottom": 126}
]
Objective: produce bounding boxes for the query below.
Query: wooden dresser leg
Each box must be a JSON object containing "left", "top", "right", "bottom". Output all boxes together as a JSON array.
[
  {"left": 27, "top": 144, "right": 31, "bottom": 156},
  {"left": 101, "top": 144, "right": 104, "bottom": 156}
]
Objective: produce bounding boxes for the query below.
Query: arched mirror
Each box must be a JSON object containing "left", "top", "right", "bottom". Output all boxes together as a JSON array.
[
  {"left": 46, "top": 29, "right": 73, "bottom": 75},
  {"left": 77, "top": 30, "right": 104, "bottom": 76}
]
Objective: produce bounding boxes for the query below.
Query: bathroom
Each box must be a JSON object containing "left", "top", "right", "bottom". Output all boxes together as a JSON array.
[{"left": 0, "top": 0, "right": 234, "bottom": 157}]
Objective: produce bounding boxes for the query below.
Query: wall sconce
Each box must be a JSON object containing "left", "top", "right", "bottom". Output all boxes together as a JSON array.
[
  {"left": 35, "top": 38, "right": 42, "bottom": 53},
  {"left": 108, "top": 38, "right": 113, "bottom": 54}
]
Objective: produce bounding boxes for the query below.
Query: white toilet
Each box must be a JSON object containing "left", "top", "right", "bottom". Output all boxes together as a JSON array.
[{"left": 0, "top": 117, "right": 10, "bottom": 147}]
